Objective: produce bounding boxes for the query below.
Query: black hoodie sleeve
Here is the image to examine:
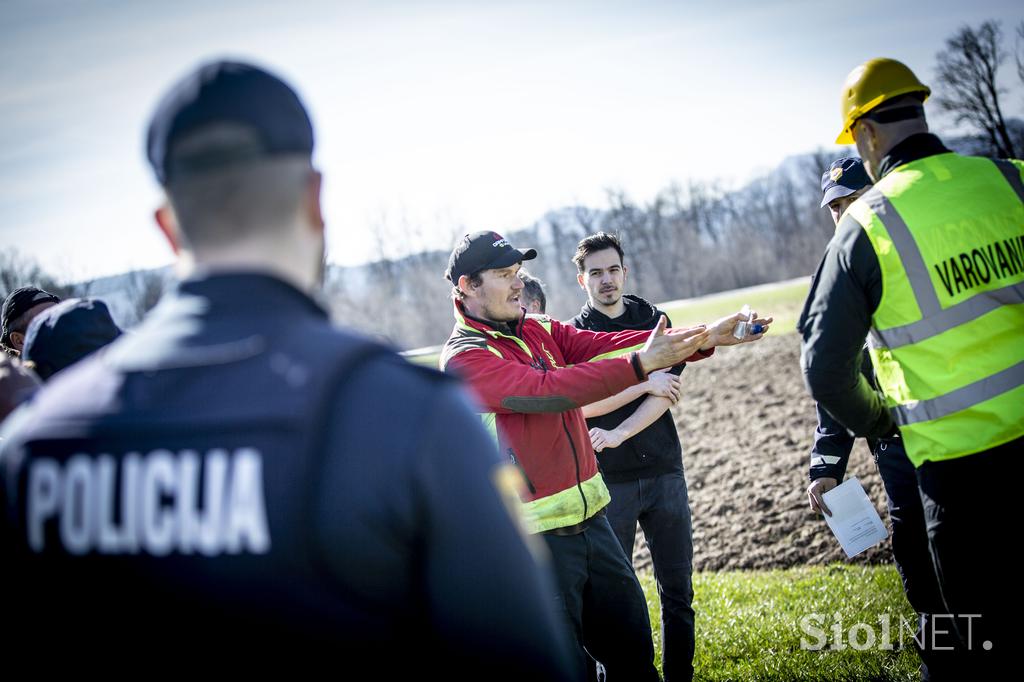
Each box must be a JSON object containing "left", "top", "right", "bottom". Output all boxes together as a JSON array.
[{"left": 798, "top": 222, "right": 894, "bottom": 439}]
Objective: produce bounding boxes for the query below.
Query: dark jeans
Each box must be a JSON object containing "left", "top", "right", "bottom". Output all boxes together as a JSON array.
[
  {"left": 541, "top": 513, "right": 659, "bottom": 682},
  {"left": 874, "top": 440, "right": 961, "bottom": 681},
  {"left": 606, "top": 471, "right": 694, "bottom": 682},
  {"left": 914, "top": 437, "right": 1022, "bottom": 680}
]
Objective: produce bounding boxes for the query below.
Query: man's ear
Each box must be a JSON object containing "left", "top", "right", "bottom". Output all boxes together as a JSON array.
[
  {"left": 9, "top": 331, "right": 25, "bottom": 351},
  {"left": 856, "top": 119, "right": 878, "bottom": 153},
  {"left": 155, "top": 202, "right": 181, "bottom": 255},
  {"left": 577, "top": 272, "right": 585, "bottom": 289},
  {"left": 304, "top": 169, "right": 325, "bottom": 233},
  {"left": 458, "top": 274, "right": 477, "bottom": 298}
]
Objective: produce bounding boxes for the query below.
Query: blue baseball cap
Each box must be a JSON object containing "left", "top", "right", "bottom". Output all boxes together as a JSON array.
[
  {"left": 22, "top": 299, "right": 122, "bottom": 381},
  {"left": 146, "top": 60, "right": 314, "bottom": 185},
  {"left": 820, "top": 157, "right": 871, "bottom": 208}
]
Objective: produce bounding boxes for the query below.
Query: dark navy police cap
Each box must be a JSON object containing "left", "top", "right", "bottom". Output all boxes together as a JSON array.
[
  {"left": 22, "top": 299, "right": 122, "bottom": 382},
  {"left": 147, "top": 60, "right": 314, "bottom": 185},
  {"left": 820, "top": 157, "right": 871, "bottom": 208},
  {"left": 445, "top": 231, "right": 537, "bottom": 283}
]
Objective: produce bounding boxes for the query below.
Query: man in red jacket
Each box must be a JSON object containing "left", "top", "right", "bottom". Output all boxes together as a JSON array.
[{"left": 440, "top": 231, "right": 770, "bottom": 679}]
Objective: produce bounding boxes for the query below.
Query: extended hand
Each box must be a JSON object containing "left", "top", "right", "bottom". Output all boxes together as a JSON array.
[
  {"left": 637, "top": 316, "right": 710, "bottom": 374},
  {"left": 703, "top": 310, "right": 773, "bottom": 348}
]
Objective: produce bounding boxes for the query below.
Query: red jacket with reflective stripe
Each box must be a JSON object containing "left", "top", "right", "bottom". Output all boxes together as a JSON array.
[{"left": 441, "top": 301, "right": 711, "bottom": 532}]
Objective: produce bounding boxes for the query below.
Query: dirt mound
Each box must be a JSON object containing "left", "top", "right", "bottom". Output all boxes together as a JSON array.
[{"left": 627, "top": 333, "right": 893, "bottom": 572}]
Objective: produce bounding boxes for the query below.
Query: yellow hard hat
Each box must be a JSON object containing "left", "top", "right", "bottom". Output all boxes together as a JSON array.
[{"left": 835, "top": 58, "right": 930, "bottom": 144}]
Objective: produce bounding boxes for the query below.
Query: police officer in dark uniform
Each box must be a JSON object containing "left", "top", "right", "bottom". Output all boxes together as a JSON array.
[{"left": 0, "top": 60, "right": 576, "bottom": 679}]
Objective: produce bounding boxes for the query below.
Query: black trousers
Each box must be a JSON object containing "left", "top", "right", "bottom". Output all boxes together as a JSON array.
[
  {"left": 914, "top": 436, "right": 1022, "bottom": 679},
  {"left": 541, "top": 513, "right": 660, "bottom": 681},
  {"left": 606, "top": 471, "right": 694, "bottom": 682},
  {"left": 875, "top": 440, "right": 960, "bottom": 680}
]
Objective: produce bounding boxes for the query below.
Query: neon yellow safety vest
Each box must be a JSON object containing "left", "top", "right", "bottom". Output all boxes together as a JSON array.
[{"left": 842, "top": 153, "right": 1024, "bottom": 467}]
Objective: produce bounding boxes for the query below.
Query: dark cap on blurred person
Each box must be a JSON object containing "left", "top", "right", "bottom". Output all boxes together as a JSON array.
[
  {"left": 22, "top": 299, "right": 122, "bottom": 382},
  {"left": 146, "top": 60, "right": 314, "bottom": 185},
  {"left": 445, "top": 231, "right": 537, "bottom": 283},
  {"left": 820, "top": 157, "right": 871, "bottom": 208},
  {"left": 2, "top": 287, "right": 62, "bottom": 350}
]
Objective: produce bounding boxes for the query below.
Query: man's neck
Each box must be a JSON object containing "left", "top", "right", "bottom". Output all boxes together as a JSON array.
[
  {"left": 462, "top": 302, "right": 518, "bottom": 333},
  {"left": 590, "top": 297, "right": 626, "bottom": 319},
  {"left": 177, "top": 246, "right": 317, "bottom": 294}
]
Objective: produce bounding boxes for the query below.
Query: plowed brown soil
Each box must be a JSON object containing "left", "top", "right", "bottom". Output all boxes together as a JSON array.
[{"left": 627, "top": 333, "right": 893, "bottom": 572}]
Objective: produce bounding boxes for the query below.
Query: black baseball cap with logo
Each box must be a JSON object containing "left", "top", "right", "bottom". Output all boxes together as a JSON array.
[{"left": 445, "top": 231, "right": 537, "bottom": 283}]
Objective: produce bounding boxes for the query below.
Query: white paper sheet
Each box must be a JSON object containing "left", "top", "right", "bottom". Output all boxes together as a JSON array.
[{"left": 821, "top": 476, "right": 888, "bottom": 558}]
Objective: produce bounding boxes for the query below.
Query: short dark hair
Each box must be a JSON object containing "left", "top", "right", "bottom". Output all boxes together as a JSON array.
[
  {"left": 451, "top": 271, "right": 484, "bottom": 301},
  {"left": 572, "top": 232, "right": 624, "bottom": 273},
  {"left": 518, "top": 270, "right": 546, "bottom": 313},
  {"left": 165, "top": 124, "right": 312, "bottom": 249}
]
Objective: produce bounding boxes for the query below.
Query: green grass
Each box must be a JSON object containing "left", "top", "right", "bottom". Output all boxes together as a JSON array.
[
  {"left": 639, "top": 564, "right": 921, "bottom": 681},
  {"left": 658, "top": 277, "right": 810, "bottom": 337}
]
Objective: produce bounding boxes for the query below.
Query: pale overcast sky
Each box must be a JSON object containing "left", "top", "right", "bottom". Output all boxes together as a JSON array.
[{"left": 1, "top": 0, "right": 1021, "bottom": 280}]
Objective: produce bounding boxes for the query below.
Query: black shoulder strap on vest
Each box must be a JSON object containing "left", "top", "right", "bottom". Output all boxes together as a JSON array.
[
  {"left": 297, "top": 340, "right": 400, "bottom": 596},
  {"left": 991, "top": 158, "right": 1024, "bottom": 203}
]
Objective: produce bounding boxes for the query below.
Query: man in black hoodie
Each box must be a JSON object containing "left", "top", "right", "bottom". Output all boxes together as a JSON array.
[{"left": 568, "top": 232, "right": 697, "bottom": 682}]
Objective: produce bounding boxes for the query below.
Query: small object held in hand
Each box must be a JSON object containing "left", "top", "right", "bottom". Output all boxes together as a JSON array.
[
  {"left": 752, "top": 323, "right": 764, "bottom": 335},
  {"left": 732, "top": 304, "right": 754, "bottom": 340}
]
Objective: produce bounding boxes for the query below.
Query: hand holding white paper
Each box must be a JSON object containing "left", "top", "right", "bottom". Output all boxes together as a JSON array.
[{"left": 821, "top": 477, "right": 888, "bottom": 558}]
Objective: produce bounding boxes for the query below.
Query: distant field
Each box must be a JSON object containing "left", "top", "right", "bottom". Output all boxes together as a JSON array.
[
  {"left": 641, "top": 564, "right": 920, "bottom": 681},
  {"left": 657, "top": 276, "right": 810, "bottom": 336},
  {"left": 402, "top": 276, "right": 812, "bottom": 367}
]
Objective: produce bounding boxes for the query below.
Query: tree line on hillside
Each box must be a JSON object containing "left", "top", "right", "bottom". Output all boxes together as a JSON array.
[{"left": 3, "top": 19, "right": 1022, "bottom": 351}]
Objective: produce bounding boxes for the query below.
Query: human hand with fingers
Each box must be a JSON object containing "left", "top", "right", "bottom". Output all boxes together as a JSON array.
[
  {"left": 807, "top": 477, "right": 838, "bottom": 516},
  {"left": 636, "top": 315, "right": 710, "bottom": 375},
  {"left": 702, "top": 310, "right": 774, "bottom": 348},
  {"left": 589, "top": 427, "right": 629, "bottom": 452},
  {"left": 644, "top": 368, "right": 681, "bottom": 402}
]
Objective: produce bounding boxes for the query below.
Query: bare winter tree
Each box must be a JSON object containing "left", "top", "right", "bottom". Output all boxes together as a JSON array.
[
  {"left": 934, "top": 20, "right": 1019, "bottom": 158},
  {"left": 0, "top": 249, "right": 85, "bottom": 300},
  {"left": 1017, "top": 21, "right": 1024, "bottom": 88}
]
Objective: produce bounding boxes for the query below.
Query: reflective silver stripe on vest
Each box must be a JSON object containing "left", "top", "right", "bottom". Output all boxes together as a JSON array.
[
  {"left": 870, "top": 281, "right": 1024, "bottom": 349},
  {"left": 863, "top": 188, "right": 942, "bottom": 317},
  {"left": 892, "top": 359, "right": 1024, "bottom": 426},
  {"left": 992, "top": 159, "right": 1024, "bottom": 203}
]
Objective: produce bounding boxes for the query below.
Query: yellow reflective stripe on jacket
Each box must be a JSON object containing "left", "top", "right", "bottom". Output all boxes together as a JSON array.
[
  {"left": 856, "top": 153, "right": 1024, "bottom": 465},
  {"left": 518, "top": 472, "right": 610, "bottom": 534},
  {"left": 484, "top": 329, "right": 534, "bottom": 359},
  {"left": 586, "top": 342, "right": 645, "bottom": 363}
]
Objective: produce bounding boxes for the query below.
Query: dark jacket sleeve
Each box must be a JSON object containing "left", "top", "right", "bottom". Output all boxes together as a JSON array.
[
  {"left": 316, "top": 361, "right": 578, "bottom": 680},
  {"left": 809, "top": 403, "right": 854, "bottom": 481},
  {"left": 411, "top": 386, "right": 578, "bottom": 678},
  {"left": 798, "top": 217, "right": 895, "bottom": 439}
]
